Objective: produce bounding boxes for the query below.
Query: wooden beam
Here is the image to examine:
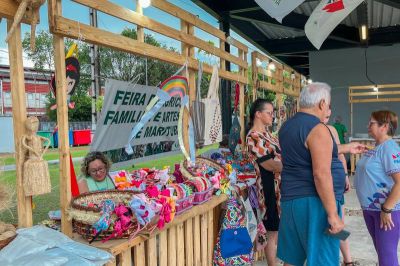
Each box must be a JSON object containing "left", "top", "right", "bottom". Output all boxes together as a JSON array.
[
  {"left": 7, "top": 19, "right": 32, "bottom": 228},
  {"left": 0, "top": 0, "right": 35, "bottom": 23},
  {"left": 150, "top": 0, "right": 248, "bottom": 52},
  {"left": 72, "top": 0, "right": 247, "bottom": 69},
  {"left": 50, "top": 0, "right": 72, "bottom": 236},
  {"left": 350, "top": 91, "right": 400, "bottom": 97},
  {"left": 51, "top": 16, "right": 248, "bottom": 84},
  {"left": 349, "top": 84, "right": 400, "bottom": 90},
  {"left": 136, "top": 0, "right": 144, "bottom": 42},
  {"left": 349, "top": 98, "right": 400, "bottom": 103}
]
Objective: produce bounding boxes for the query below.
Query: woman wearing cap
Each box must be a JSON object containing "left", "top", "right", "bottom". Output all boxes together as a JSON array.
[
  {"left": 78, "top": 151, "right": 116, "bottom": 193},
  {"left": 354, "top": 110, "right": 400, "bottom": 266}
]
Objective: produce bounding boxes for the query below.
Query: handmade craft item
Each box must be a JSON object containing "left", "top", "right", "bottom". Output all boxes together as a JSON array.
[
  {"left": 124, "top": 64, "right": 196, "bottom": 162},
  {"left": 201, "top": 64, "right": 222, "bottom": 145},
  {"left": 190, "top": 61, "right": 205, "bottom": 148},
  {"left": 50, "top": 48, "right": 81, "bottom": 110},
  {"left": 21, "top": 116, "right": 51, "bottom": 196},
  {"left": 5, "top": 0, "right": 46, "bottom": 51},
  {"left": 229, "top": 82, "right": 241, "bottom": 154}
]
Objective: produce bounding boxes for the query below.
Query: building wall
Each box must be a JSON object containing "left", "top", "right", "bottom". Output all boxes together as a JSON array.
[
  {"left": 309, "top": 44, "right": 400, "bottom": 138},
  {"left": 0, "top": 116, "right": 15, "bottom": 153}
]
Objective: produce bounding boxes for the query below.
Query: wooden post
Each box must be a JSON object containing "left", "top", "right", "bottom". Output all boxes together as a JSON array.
[
  {"left": 251, "top": 52, "right": 258, "bottom": 101},
  {"left": 181, "top": 21, "right": 195, "bottom": 156},
  {"left": 136, "top": 0, "right": 144, "bottom": 42},
  {"left": 51, "top": 0, "right": 72, "bottom": 236},
  {"left": 239, "top": 49, "right": 246, "bottom": 149},
  {"left": 7, "top": 19, "right": 32, "bottom": 228}
]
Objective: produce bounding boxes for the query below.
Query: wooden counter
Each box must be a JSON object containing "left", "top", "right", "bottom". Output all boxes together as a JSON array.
[{"left": 72, "top": 194, "right": 228, "bottom": 266}]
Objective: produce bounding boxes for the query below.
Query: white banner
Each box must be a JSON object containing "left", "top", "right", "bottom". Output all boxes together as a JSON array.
[
  {"left": 91, "top": 79, "right": 181, "bottom": 168},
  {"left": 305, "top": 0, "right": 364, "bottom": 49},
  {"left": 255, "top": 0, "right": 305, "bottom": 23}
]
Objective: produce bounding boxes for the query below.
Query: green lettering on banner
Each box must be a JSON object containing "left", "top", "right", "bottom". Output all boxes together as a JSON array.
[
  {"left": 122, "top": 91, "right": 131, "bottom": 105},
  {"left": 172, "top": 111, "right": 179, "bottom": 122},
  {"left": 111, "top": 111, "right": 120, "bottom": 124},
  {"left": 118, "top": 111, "right": 131, "bottom": 124},
  {"left": 153, "top": 112, "right": 161, "bottom": 122},
  {"left": 144, "top": 126, "right": 153, "bottom": 138},
  {"left": 104, "top": 111, "right": 115, "bottom": 125},
  {"left": 147, "top": 94, "right": 156, "bottom": 104},
  {"left": 162, "top": 112, "right": 170, "bottom": 123},
  {"left": 129, "top": 111, "right": 143, "bottom": 123},
  {"left": 114, "top": 90, "right": 125, "bottom": 105}
]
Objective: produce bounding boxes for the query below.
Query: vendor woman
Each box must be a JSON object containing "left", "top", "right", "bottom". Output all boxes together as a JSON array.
[{"left": 78, "top": 151, "right": 116, "bottom": 193}]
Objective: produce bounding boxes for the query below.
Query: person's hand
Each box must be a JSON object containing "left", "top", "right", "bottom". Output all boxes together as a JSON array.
[
  {"left": 348, "top": 142, "right": 367, "bottom": 154},
  {"left": 380, "top": 212, "right": 395, "bottom": 231},
  {"left": 344, "top": 175, "right": 351, "bottom": 193},
  {"left": 328, "top": 214, "right": 344, "bottom": 234}
]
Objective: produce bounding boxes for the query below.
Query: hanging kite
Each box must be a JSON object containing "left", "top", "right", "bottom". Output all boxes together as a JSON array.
[
  {"left": 125, "top": 65, "right": 196, "bottom": 163},
  {"left": 50, "top": 43, "right": 81, "bottom": 110}
]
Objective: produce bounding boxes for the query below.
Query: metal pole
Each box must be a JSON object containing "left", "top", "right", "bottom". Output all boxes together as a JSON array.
[{"left": 89, "top": 8, "right": 100, "bottom": 130}]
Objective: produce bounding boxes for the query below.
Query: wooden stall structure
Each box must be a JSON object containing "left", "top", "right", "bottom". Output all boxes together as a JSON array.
[
  {"left": 348, "top": 84, "right": 400, "bottom": 174},
  {"left": 1, "top": 0, "right": 41, "bottom": 228},
  {"left": 43, "top": 0, "right": 250, "bottom": 264},
  {"left": 251, "top": 51, "right": 303, "bottom": 130}
]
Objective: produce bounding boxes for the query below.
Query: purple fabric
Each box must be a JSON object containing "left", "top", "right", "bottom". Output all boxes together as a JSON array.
[
  {"left": 249, "top": 185, "right": 259, "bottom": 209},
  {"left": 363, "top": 210, "right": 400, "bottom": 266}
]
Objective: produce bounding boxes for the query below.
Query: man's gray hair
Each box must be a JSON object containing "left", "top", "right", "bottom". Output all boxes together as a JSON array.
[{"left": 299, "top": 82, "right": 331, "bottom": 108}]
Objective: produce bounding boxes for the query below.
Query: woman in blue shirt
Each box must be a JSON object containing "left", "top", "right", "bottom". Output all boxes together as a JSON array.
[{"left": 354, "top": 110, "right": 400, "bottom": 266}]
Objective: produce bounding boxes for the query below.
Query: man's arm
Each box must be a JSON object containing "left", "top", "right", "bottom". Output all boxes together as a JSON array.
[
  {"left": 307, "top": 124, "right": 344, "bottom": 233},
  {"left": 338, "top": 142, "right": 366, "bottom": 154}
]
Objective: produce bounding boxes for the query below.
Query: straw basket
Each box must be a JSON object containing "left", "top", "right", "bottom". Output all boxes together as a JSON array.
[
  {"left": 181, "top": 157, "right": 227, "bottom": 180},
  {"left": 69, "top": 190, "right": 138, "bottom": 241}
]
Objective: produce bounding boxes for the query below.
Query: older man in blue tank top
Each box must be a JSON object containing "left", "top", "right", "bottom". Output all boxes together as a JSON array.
[{"left": 277, "top": 82, "right": 366, "bottom": 266}]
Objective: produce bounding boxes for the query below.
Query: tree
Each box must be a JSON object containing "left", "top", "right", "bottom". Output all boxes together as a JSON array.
[{"left": 22, "top": 28, "right": 181, "bottom": 121}]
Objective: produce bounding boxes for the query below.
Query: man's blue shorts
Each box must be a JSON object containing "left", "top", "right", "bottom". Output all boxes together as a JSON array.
[{"left": 277, "top": 197, "right": 342, "bottom": 266}]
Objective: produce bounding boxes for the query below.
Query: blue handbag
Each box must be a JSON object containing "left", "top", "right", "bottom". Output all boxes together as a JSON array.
[{"left": 220, "top": 227, "right": 253, "bottom": 259}]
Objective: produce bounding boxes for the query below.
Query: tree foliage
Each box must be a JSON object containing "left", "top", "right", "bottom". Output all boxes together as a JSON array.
[{"left": 22, "top": 28, "right": 181, "bottom": 121}]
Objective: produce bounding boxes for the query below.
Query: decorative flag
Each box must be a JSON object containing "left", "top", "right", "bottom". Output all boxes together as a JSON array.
[
  {"left": 125, "top": 65, "right": 196, "bottom": 163},
  {"left": 305, "top": 0, "right": 364, "bottom": 49},
  {"left": 255, "top": 0, "right": 306, "bottom": 23}
]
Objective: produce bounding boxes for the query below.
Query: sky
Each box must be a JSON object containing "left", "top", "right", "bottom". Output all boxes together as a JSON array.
[{"left": 0, "top": 0, "right": 264, "bottom": 67}]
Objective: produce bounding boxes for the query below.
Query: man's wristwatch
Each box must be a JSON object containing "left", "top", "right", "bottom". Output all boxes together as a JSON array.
[{"left": 381, "top": 205, "right": 393, "bottom": 214}]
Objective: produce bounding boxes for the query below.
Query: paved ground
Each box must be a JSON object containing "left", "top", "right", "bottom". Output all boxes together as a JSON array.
[{"left": 255, "top": 176, "right": 393, "bottom": 265}]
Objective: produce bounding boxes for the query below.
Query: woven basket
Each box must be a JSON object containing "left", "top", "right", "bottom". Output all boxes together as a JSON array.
[
  {"left": 181, "top": 157, "right": 227, "bottom": 180},
  {"left": 0, "top": 234, "right": 16, "bottom": 250},
  {"left": 69, "top": 190, "right": 138, "bottom": 241},
  {"left": 73, "top": 220, "right": 138, "bottom": 242}
]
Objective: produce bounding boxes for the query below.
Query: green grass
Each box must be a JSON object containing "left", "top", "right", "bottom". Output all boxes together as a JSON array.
[
  {"left": 0, "top": 144, "right": 217, "bottom": 224},
  {"left": 0, "top": 147, "right": 89, "bottom": 166}
]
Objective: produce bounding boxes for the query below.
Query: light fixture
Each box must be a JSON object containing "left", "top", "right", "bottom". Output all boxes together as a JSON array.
[
  {"left": 373, "top": 85, "right": 378, "bottom": 92},
  {"left": 139, "top": 0, "right": 151, "bottom": 8},
  {"left": 256, "top": 58, "right": 262, "bottom": 67},
  {"left": 361, "top": 25, "right": 368, "bottom": 41},
  {"left": 357, "top": 1, "right": 368, "bottom": 43},
  {"left": 307, "top": 79, "right": 313, "bottom": 84},
  {"left": 268, "top": 59, "right": 276, "bottom": 71}
]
